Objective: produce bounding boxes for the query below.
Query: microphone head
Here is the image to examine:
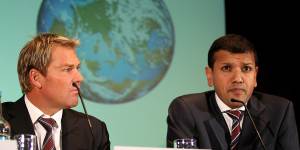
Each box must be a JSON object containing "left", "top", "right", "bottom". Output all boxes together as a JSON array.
[
  {"left": 231, "top": 99, "right": 239, "bottom": 103},
  {"left": 230, "top": 98, "right": 243, "bottom": 103},
  {"left": 72, "top": 82, "right": 77, "bottom": 87},
  {"left": 72, "top": 82, "right": 79, "bottom": 88},
  {"left": 73, "top": 82, "right": 81, "bottom": 95}
]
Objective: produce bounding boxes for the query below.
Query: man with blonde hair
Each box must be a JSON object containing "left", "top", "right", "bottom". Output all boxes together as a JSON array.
[{"left": 2, "top": 33, "right": 110, "bottom": 150}]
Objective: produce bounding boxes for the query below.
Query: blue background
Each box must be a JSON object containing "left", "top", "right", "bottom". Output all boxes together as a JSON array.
[{"left": 0, "top": 0, "right": 225, "bottom": 148}]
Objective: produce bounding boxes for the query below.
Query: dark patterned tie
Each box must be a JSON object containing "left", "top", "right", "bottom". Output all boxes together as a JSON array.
[
  {"left": 226, "top": 110, "right": 243, "bottom": 150},
  {"left": 38, "top": 117, "right": 57, "bottom": 150}
]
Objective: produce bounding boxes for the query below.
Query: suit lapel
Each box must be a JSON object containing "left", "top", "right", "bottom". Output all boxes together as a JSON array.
[
  {"left": 238, "top": 95, "right": 270, "bottom": 149},
  {"left": 204, "top": 93, "right": 230, "bottom": 150},
  {"left": 4, "top": 96, "right": 35, "bottom": 136},
  {"left": 61, "top": 109, "right": 80, "bottom": 150},
  {"left": 205, "top": 119, "right": 229, "bottom": 149}
]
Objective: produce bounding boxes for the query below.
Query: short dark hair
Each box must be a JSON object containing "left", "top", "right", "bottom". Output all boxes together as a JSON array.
[{"left": 207, "top": 34, "right": 258, "bottom": 68}]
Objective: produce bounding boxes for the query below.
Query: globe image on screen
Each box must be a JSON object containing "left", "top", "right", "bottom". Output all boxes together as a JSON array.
[{"left": 37, "top": 0, "right": 175, "bottom": 104}]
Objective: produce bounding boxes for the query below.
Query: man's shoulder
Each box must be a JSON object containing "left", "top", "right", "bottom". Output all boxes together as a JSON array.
[
  {"left": 173, "top": 90, "right": 214, "bottom": 104},
  {"left": 2, "top": 101, "right": 17, "bottom": 119},
  {"left": 169, "top": 91, "right": 214, "bottom": 111},
  {"left": 2, "top": 101, "right": 15, "bottom": 109},
  {"left": 252, "top": 91, "right": 293, "bottom": 115},
  {"left": 63, "top": 108, "right": 106, "bottom": 126},
  {"left": 253, "top": 91, "right": 291, "bottom": 106},
  {"left": 2, "top": 96, "right": 22, "bottom": 105},
  {"left": 2, "top": 97, "right": 24, "bottom": 114}
]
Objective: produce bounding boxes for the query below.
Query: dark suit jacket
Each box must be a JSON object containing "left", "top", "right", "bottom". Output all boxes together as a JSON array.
[
  {"left": 2, "top": 96, "right": 110, "bottom": 150},
  {"left": 167, "top": 91, "right": 300, "bottom": 150}
]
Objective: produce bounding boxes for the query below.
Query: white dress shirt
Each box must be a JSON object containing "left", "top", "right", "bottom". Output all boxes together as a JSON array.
[
  {"left": 215, "top": 93, "right": 245, "bottom": 133},
  {"left": 24, "top": 95, "right": 62, "bottom": 150}
]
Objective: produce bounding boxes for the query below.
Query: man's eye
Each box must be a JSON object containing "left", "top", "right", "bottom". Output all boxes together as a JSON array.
[
  {"left": 242, "top": 66, "right": 253, "bottom": 72},
  {"left": 63, "top": 68, "right": 73, "bottom": 72},
  {"left": 221, "top": 65, "right": 231, "bottom": 72}
]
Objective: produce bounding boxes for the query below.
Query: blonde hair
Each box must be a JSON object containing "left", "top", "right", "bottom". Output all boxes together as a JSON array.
[{"left": 17, "top": 33, "right": 80, "bottom": 93}]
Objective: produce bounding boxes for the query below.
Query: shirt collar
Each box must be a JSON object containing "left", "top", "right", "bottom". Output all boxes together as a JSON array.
[
  {"left": 24, "top": 95, "right": 63, "bottom": 128},
  {"left": 215, "top": 92, "right": 245, "bottom": 112}
]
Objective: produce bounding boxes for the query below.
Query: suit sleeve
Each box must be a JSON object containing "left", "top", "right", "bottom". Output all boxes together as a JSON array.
[
  {"left": 276, "top": 101, "right": 300, "bottom": 150},
  {"left": 166, "top": 97, "right": 197, "bottom": 147},
  {"left": 96, "top": 121, "right": 110, "bottom": 150}
]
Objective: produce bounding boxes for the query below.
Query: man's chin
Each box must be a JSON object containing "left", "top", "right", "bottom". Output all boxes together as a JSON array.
[
  {"left": 66, "top": 99, "right": 78, "bottom": 108},
  {"left": 229, "top": 92, "right": 247, "bottom": 101},
  {"left": 227, "top": 94, "right": 248, "bottom": 105}
]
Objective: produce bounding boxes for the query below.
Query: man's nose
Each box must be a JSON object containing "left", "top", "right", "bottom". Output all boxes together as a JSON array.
[
  {"left": 74, "top": 69, "right": 84, "bottom": 82},
  {"left": 232, "top": 69, "right": 244, "bottom": 84}
]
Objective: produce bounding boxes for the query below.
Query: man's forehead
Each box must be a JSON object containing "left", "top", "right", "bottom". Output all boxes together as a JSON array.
[{"left": 214, "top": 51, "right": 256, "bottom": 65}]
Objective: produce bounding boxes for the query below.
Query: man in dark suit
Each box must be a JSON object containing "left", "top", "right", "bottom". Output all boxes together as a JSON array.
[
  {"left": 2, "top": 33, "right": 110, "bottom": 150},
  {"left": 167, "top": 34, "right": 299, "bottom": 149}
]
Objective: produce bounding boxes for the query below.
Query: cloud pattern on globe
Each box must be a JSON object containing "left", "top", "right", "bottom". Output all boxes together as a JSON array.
[{"left": 37, "top": 0, "right": 175, "bottom": 104}]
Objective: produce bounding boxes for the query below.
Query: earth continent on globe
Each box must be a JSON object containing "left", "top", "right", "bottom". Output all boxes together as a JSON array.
[{"left": 37, "top": 0, "right": 174, "bottom": 104}]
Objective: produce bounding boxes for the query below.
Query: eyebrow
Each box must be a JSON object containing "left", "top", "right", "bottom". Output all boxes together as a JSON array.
[
  {"left": 242, "top": 63, "right": 255, "bottom": 65},
  {"left": 61, "top": 63, "right": 80, "bottom": 68},
  {"left": 220, "top": 62, "right": 255, "bottom": 66}
]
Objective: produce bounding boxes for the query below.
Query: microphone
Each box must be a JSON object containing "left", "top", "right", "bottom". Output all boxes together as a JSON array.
[
  {"left": 72, "top": 83, "right": 95, "bottom": 140},
  {"left": 231, "top": 99, "right": 266, "bottom": 150}
]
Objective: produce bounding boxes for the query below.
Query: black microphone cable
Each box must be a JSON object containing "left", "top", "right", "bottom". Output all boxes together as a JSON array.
[
  {"left": 73, "top": 83, "right": 95, "bottom": 149},
  {"left": 231, "top": 99, "right": 266, "bottom": 150}
]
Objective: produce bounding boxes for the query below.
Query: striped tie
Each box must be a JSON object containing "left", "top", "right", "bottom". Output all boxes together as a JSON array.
[
  {"left": 38, "top": 117, "right": 57, "bottom": 150},
  {"left": 226, "top": 110, "right": 243, "bottom": 150}
]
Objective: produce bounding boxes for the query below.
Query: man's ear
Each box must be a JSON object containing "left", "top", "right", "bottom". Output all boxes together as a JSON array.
[
  {"left": 254, "top": 66, "right": 258, "bottom": 87},
  {"left": 29, "top": 68, "right": 43, "bottom": 89},
  {"left": 205, "top": 66, "right": 213, "bottom": 87}
]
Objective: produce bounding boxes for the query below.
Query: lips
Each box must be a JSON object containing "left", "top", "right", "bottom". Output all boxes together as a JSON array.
[
  {"left": 228, "top": 88, "right": 246, "bottom": 94},
  {"left": 71, "top": 89, "right": 79, "bottom": 94}
]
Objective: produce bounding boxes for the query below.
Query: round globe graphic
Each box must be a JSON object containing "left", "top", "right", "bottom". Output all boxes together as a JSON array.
[{"left": 37, "top": 0, "right": 174, "bottom": 104}]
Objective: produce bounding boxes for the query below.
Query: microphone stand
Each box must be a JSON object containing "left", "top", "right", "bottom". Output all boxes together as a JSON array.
[
  {"left": 73, "top": 83, "right": 95, "bottom": 149},
  {"left": 231, "top": 99, "right": 266, "bottom": 150}
]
